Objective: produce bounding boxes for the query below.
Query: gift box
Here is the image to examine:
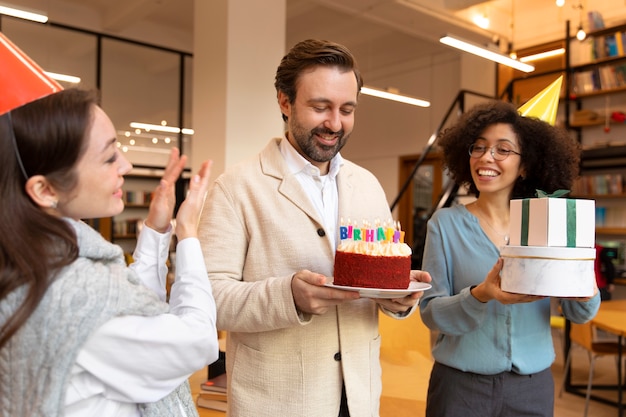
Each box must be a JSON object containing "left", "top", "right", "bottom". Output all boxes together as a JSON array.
[
  {"left": 509, "top": 197, "right": 595, "bottom": 248},
  {"left": 501, "top": 246, "right": 596, "bottom": 297}
]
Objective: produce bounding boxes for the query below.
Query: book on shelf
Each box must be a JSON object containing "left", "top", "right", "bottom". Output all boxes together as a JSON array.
[
  {"left": 615, "top": 32, "right": 626, "bottom": 56},
  {"left": 570, "top": 38, "right": 594, "bottom": 66},
  {"left": 113, "top": 218, "right": 142, "bottom": 237},
  {"left": 593, "top": 34, "right": 608, "bottom": 60},
  {"left": 587, "top": 10, "right": 605, "bottom": 32},
  {"left": 197, "top": 372, "right": 227, "bottom": 412},
  {"left": 571, "top": 63, "right": 626, "bottom": 94},
  {"left": 571, "top": 70, "right": 597, "bottom": 94},
  {"left": 572, "top": 173, "right": 624, "bottom": 196},
  {"left": 200, "top": 372, "right": 227, "bottom": 394},
  {"left": 196, "top": 395, "right": 227, "bottom": 412},
  {"left": 123, "top": 190, "right": 154, "bottom": 205},
  {"left": 595, "top": 206, "right": 626, "bottom": 228},
  {"left": 606, "top": 33, "right": 618, "bottom": 57},
  {"left": 198, "top": 391, "right": 227, "bottom": 402}
]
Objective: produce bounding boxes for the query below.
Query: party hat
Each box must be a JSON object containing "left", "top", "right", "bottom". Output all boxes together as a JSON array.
[
  {"left": 517, "top": 75, "right": 563, "bottom": 125},
  {"left": 0, "top": 32, "right": 63, "bottom": 116}
]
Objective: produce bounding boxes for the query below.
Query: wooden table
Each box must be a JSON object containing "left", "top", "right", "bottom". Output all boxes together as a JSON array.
[
  {"left": 564, "top": 299, "right": 626, "bottom": 417},
  {"left": 591, "top": 300, "right": 626, "bottom": 417}
]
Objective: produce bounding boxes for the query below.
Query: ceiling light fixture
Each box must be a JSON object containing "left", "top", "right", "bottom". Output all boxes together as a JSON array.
[
  {"left": 360, "top": 86, "right": 430, "bottom": 108},
  {"left": 0, "top": 2, "right": 47, "bottom": 23},
  {"left": 129, "top": 121, "right": 194, "bottom": 135},
  {"left": 555, "top": 0, "right": 565, "bottom": 7},
  {"left": 44, "top": 71, "right": 81, "bottom": 84},
  {"left": 473, "top": 13, "right": 489, "bottom": 30},
  {"left": 440, "top": 35, "right": 535, "bottom": 73},
  {"left": 519, "top": 48, "right": 565, "bottom": 62}
]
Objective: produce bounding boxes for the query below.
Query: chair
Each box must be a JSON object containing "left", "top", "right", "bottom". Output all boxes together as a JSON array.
[
  {"left": 559, "top": 320, "right": 624, "bottom": 417},
  {"left": 550, "top": 315, "right": 565, "bottom": 349}
]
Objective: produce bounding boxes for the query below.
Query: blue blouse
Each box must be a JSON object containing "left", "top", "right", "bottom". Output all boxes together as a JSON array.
[{"left": 419, "top": 204, "right": 600, "bottom": 375}]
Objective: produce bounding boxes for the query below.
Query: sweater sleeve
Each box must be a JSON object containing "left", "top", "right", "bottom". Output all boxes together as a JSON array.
[{"left": 70, "top": 238, "right": 218, "bottom": 404}]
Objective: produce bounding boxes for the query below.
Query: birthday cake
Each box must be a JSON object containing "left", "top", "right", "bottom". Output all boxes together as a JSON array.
[
  {"left": 333, "top": 220, "right": 412, "bottom": 289},
  {"left": 500, "top": 194, "right": 596, "bottom": 297}
]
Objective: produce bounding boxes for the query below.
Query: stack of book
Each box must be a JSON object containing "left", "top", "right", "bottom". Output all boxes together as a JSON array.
[{"left": 197, "top": 372, "right": 227, "bottom": 412}]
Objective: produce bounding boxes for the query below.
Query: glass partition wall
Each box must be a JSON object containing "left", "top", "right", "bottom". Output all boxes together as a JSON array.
[{"left": 0, "top": 16, "right": 193, "bottom": 168}]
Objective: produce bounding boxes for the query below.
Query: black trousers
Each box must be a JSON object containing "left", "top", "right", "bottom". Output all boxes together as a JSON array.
[{"left": 426, "top": 362, "right": 554, "bottom": 417}]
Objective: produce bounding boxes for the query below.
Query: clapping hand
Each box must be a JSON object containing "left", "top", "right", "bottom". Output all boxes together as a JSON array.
[
  {"left": 174, "top": 160, "right": 212, "bottom": 240},
  {"left": 144, "top": 148, "right": 187, "bottom": 233}
]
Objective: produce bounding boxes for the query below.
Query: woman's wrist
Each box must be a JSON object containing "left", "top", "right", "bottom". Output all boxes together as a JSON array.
[{"left": 470, "top": 284, "right": 488, "bottom": 303}]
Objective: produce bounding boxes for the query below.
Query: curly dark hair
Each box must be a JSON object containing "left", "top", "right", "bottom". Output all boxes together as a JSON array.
[{"left": 438, "top": 100, "right": 581, "bottom": 199}]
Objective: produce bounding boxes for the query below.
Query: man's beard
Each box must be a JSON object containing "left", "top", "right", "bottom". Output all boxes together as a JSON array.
[{"left": 291, "top": 124, "right": 349, "bottom": 163}]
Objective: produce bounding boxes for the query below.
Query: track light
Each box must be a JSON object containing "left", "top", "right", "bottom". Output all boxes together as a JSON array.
[
  {"left": 44, "top": 72, "right": 81, "bottom": 84},
  {"left": 440, "top": 35, "right": 535, "bottom": 73},
  {"left": 519, "top": 48, "right": 565, "bottom": 63},
  {"left": 360, "top": 86, "right": 430, "bottom": 108},
  {"left": 0, "top": 2, "right": 47, "bottom": 23}
]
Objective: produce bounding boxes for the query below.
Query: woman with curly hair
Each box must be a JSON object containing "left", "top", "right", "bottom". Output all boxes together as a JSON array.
[{"left": 419, "top": 100, "right": 600, "bottom": 417}]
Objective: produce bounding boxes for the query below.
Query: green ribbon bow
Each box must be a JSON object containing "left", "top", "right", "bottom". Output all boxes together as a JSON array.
[
  {"left": 521, "top": 189, "right": 576, "bottom": 247},
  {"left": 536, "top": 189, "right": 570, "bottom": 198}
]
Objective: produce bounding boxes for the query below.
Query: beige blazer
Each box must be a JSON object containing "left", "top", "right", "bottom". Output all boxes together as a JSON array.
[{"left": 198, "top": 138, "right": 413, "bottom": 417}]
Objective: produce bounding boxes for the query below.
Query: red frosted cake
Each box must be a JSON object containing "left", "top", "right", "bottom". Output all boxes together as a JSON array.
[{"left": 333, "top": 220, "right": 412, "bottom": 289}]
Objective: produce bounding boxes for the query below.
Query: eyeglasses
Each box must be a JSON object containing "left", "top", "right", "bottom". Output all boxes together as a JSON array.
[{"left": 468, "top": 143, "right": 521, "bottom": 161}]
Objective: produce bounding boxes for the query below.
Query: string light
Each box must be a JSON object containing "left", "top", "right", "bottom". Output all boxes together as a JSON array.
[{"left": 574, "top": 3, "right": 586, "bottom": 41}]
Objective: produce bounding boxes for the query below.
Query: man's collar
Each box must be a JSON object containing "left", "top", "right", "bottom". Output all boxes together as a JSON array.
[{"left": 279, "top": 135, "right": 344, "bottom": 178}]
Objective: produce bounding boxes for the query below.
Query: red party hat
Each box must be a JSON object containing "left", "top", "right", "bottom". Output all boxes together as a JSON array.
[{"left": 0, "top": 32, "right": 63, "bottom": 116}]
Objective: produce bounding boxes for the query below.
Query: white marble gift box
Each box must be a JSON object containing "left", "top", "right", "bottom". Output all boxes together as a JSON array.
[
  {"left": 509, "top": 197, "right": 595, "bottom": 248},
  {"left": 500, "top": 246, "right": 596, "bottom": 297}
]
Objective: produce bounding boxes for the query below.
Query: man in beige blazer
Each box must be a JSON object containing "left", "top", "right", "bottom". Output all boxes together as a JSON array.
[{"left": 198, "top": 39, "right": 431, "bottom": 417}]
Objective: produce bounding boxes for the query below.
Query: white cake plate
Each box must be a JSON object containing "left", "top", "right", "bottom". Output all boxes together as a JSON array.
[{"left": 324, "top": 280, "right": 431, "bottom": 299}]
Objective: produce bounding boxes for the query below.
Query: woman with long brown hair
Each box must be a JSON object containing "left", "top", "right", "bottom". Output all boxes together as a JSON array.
[{"left": 0, "top": 36, "right": 218, "bottom": 416}]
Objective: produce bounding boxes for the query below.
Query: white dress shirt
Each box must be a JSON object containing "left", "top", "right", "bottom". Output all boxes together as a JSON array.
[
  {"left": 64, "top": 226, "right": 218, "bottom": 417},
  {"left": 280, "top": 137, "right": 343, "bottom": 250}
]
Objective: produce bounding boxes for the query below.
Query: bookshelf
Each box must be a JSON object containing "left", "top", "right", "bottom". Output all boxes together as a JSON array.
[
  {"left": 116, "top": 166, "right": 191, "bottom": 253},
  {"left": 499, "top": 20, "right": 626, "bottom": 139},
  {"left": 113, "top": 175, "right": 157, "bottom": 253},
  {"left": 566, "top": 22, "right": 626, "bottom": 144},
  {"left": 86, "top": 165, "right": 190, "bottom": 258},
  {"left": 572, "top": 145, "right": 626, "bottom": 278},
  {"left": 500, "top": 21, "right": 626, "bottom": 278}
]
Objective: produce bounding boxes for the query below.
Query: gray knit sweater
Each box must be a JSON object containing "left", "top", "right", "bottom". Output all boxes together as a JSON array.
[{"left": 0, "top": 219, "right": 198, "bottom": 417}]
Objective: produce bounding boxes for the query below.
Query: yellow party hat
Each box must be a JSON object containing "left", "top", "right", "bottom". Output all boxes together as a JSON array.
[{"left": 517, "top": 75, "right": 563, "bottom": 125}]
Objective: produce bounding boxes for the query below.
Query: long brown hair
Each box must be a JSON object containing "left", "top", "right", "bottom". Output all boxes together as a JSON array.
[{"left": 0, "top": 89, "right": 98, "bottom": 348}]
